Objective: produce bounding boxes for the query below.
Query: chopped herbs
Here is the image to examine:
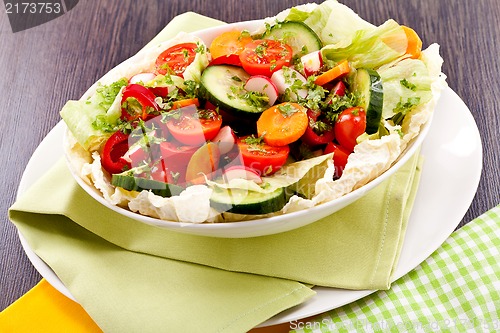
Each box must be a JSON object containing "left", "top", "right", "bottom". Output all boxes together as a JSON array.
[
  {"left": 394, "top": 97, "right": 421, "bottom": 114},
  {"left": 183, "top": 80, "right": 199, "bottom": 98},
  {"left": 95, "top": 78, "right": 128, "bottom": 111},
  {"left": 400, "top": 78, "right": 417, "bottom": 91},
  {"left": 277, "top": 103, "right": 299, "bottom": 117},
  {"left": 255, "top": 41, "right": 268, "bottom": 57},
  {"left": 391, "top": 97, "right": 421, "bottom": 125},
  {"left": 238, "top": 30, "right": 251, "bottom": 40},
  {"left": 194, "top": 42, "right": 206, "bottom": 54},
  {"left": 243, "top": 134, "right": 264, "bottom": 145}
]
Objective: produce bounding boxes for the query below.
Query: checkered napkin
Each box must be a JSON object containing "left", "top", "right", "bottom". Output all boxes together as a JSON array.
[{"left": 290, "top": 205, "right": 500, "bottom": 333}]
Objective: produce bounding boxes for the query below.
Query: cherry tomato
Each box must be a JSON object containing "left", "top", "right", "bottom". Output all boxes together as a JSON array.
[
  {"left": 160, "top": 141, "right": 198, "bottom": 184},
  {"left": 236, "top": 136, "right": 290, "bottom": 176},
  {"left": 239, "top": 40, "right": 293, "bottom": 77},
  {"left": 331, "top": 81, "right": 346, "bottom": 96},
  {"left": 324, "top": 142, "right": 351, "bottom": 178},
  {"left": 210, "top": 30, "right": 253, "bottom": 59},
  {"left": 334, "top": 107, "right": 366, "bottom": 152},
  {"left": 155, "top": 43, "right": 197, "bottom": 76},
  {"left": 208, "top": 54, "right": 242, "bottom": 67},
  {"left": 300, "top": 109, "right": 335, "bottom": 147},
  {"left": 166, "top": 105, "right": 222, "bottom": 146},
  {"left": 101, "top": 131, "right": 131, "bottom": 174},
  {"left": 121, "top": 84, "right": 159, "bottom": 121}
]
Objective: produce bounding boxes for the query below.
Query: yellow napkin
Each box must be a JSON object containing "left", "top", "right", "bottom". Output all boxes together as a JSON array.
[{"left": 0, "top": 279, "right": 102, "bottom": 333}]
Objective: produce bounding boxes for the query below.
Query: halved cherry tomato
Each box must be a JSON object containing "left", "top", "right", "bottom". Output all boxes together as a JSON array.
[
  {"left": 239, "top": 40, "right": 293, "bottom": 77},
  {"left": 121, "top": 84, "right": 160, "bottom": 121},
  {"left": 237, "top": 136, "right": 290, "bottom": 176},
  {"left": 331, "top": 81, "right": 346, "bottom": 96},
  {"left": 101, "top": 131, "right": 131, "bottom": 174},
  {"left": 334, "top": 107, "right": 367, "bottom": 152},
  {"left": 166, "top": 105, "right": 222, "bottom": 146},
  {"left": 324, "top": 142, "right": 351, "bottom": 178},
  {"left": 160, "top": 141, "right": 198, "bottom": 184},
  {"left": 208, "top": 54, "right": 242, "bottom": 67},
  {"left": 301, "top": 109, "right": 335, "bottom": 147},
  {"left": 155, "top": 43, "right": 197, "bottom": 76},
  {"left": 209, "top": 30, "right": 253, "bottom": 64}
]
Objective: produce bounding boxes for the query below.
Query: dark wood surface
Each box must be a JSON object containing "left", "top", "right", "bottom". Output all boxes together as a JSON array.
[{"left": 1, "top": 0, "right": 499, "bottom": 318}]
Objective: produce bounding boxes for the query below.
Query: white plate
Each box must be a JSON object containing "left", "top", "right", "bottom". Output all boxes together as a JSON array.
[{"left": 16, "top": 86, "right": 482, "bottom": 326}]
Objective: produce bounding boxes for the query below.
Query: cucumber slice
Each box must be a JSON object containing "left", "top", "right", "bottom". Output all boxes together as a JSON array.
[
  {"left": 264, "top": 21, "right": 322, "bottom": 56},
  {"left": 111, "top": 174, "right": 184, "bottom": 198},
  {"left": 352, "top": 68, "right": 384, "bottom": 134},
  {"left": 210, "top": 187, "right": 287, "bottom": 215},
  {"left": 200, "top": 65, "right": 265, "bottom": 120}
]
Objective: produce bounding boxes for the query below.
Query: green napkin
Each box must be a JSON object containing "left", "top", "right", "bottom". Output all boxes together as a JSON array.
[
  {"left": 8, "top": 12, "right": 424, "bottom": 332},
  {"left": 10, "top": 152, "right": 421, "bottom": 290},
  {"left": 290, "top": 204, "right": 500, "bottom": 333}
]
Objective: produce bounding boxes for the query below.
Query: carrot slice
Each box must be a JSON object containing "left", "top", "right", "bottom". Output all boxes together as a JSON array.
[
  {"left": 314, "top": 60, "right": 350, "bottom": 86},
  {"left": 257, "top": 102, "right": 308, "bottom": 147},
  {"left": 209, "top": 30, "right": 253, "bottom": 59},
  {"left": 171, "top": 98, "right": 199, "bottom": 109},
  {"left": 402, "top": 26, "right": 422, "bottom": 59}
]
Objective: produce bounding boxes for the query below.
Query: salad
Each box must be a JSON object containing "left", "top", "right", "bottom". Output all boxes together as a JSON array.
[{"left": 61, "top": 0, "right": 446, "bottom": 223}]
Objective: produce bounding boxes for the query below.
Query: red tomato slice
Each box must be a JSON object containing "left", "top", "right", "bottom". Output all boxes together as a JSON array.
[
  {"left": 121, "top": 84, "right": 160, "bottom": 121},
  {"left": 239, "top": 40, "right": 293, "bottom": 77},
  {"left": 160, "top": 141, "right": 198, "bottom": 184},
  {"left": 155, "top": 43, "right": 197, "bottom": 76},
  {"left": 334, "top": 107, "right": 367, "bottom": 152},
  {"left": 166, "top": 105, "right": 223, "bottom": 146},
  {"left": 208, "top": 54, "right": 242, "bottom": 67},
  {"left": 301, "top": 110, "right": 335, "bottom": 147},
  {"left": 324, "top": 142, "right": 351, "bottom": 178},
  {"left": 237, "top": 136, "right": 290, "bottom": 176},
  {"left": 101, "top": 131, "right": 131, "bottom": 174}
]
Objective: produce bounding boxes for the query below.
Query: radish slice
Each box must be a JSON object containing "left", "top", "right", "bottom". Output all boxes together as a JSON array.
[
  {"left": 244, "top": 75, "right": 279, "bottom": 106},
  {"left": 222, "top": 166, "right": 263, "bottom": 184},
  {"left": 301, "top": 51, "right": 323, "bottom": 77},
  {"left": 212, "top": 126, "right": 236, "bottom": 155},
  {"left": 129, "top": 72, "right": 156, "bottom": 84},
  {"left": 271, "top": 68, "right": 308, "bottom": 100}
]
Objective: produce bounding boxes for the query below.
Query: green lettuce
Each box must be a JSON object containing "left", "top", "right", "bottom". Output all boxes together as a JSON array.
[
  {"left": 284, "top": 0, "right": 374, "bottom": 48},
  {"left": 378, "top": 58, "right": 433, "bottom": 119},
  {"left": 320, "top": 19, "right": 407, "bottom": 69},
  {"left": 60, "top": 78, "right": 128, "bottom": 150}
]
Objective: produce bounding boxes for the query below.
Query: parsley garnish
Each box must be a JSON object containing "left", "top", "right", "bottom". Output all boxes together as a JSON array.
[
  {"left": 391, "top": 97, "right": 421, "bottom": 125},
  {"left": 400, "top": 78, "right": 417, "bottom": 91},
  {"left": 183, "top": 80, "right": 199, "bottom": 98},
  {"left": 194, "top": 42, "right": 206, "bottom": 54},
  {"left": 277, "top": 103, "right": 299, "bottom": 117}
]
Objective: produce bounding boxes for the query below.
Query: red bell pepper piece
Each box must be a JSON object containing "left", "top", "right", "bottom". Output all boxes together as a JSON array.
[
  {"left": 121, "top": 84, "right": 160, "bottom": 121},
  {"left": 101, "top": 131, "right": 131, "bottom": 174},
  {"left": 300, "top": 109, "right": 336, "bottom": 147}
]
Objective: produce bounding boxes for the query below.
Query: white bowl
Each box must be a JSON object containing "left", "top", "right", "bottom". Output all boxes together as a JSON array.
[{"left": 65, "top": 20, "right": 433, "bottom": 238}]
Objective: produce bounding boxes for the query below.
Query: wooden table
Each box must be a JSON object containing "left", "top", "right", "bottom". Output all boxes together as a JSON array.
[{"left": 1, "top": 0, "right": 499, "bottom": 327}]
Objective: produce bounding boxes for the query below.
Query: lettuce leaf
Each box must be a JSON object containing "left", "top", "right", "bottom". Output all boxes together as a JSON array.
[
  {"left": 321, "top": 19, "right": 407, "bottom": 69},
  {"left": 60, "top": 78, "right": 127, "bottom": 150},
  {"left": 378, "top": 58, "right": 433, "bottom": 119}
]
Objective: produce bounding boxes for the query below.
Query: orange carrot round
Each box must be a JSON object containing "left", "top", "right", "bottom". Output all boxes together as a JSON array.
[
  {"left": 171, "top": 98, "right": 199, "bottom": 109},
  {"left": 257, "top": 102, "right": 308, "bottom": 147},
  {"left": 402, "top": 26, "right": 422, "bottom": 59},
  {"left": 314, "top": 60, "right": 350, "bottom": 86},
  {"left": 209, "top": 30, "right": 253, "bottom": 59}
]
